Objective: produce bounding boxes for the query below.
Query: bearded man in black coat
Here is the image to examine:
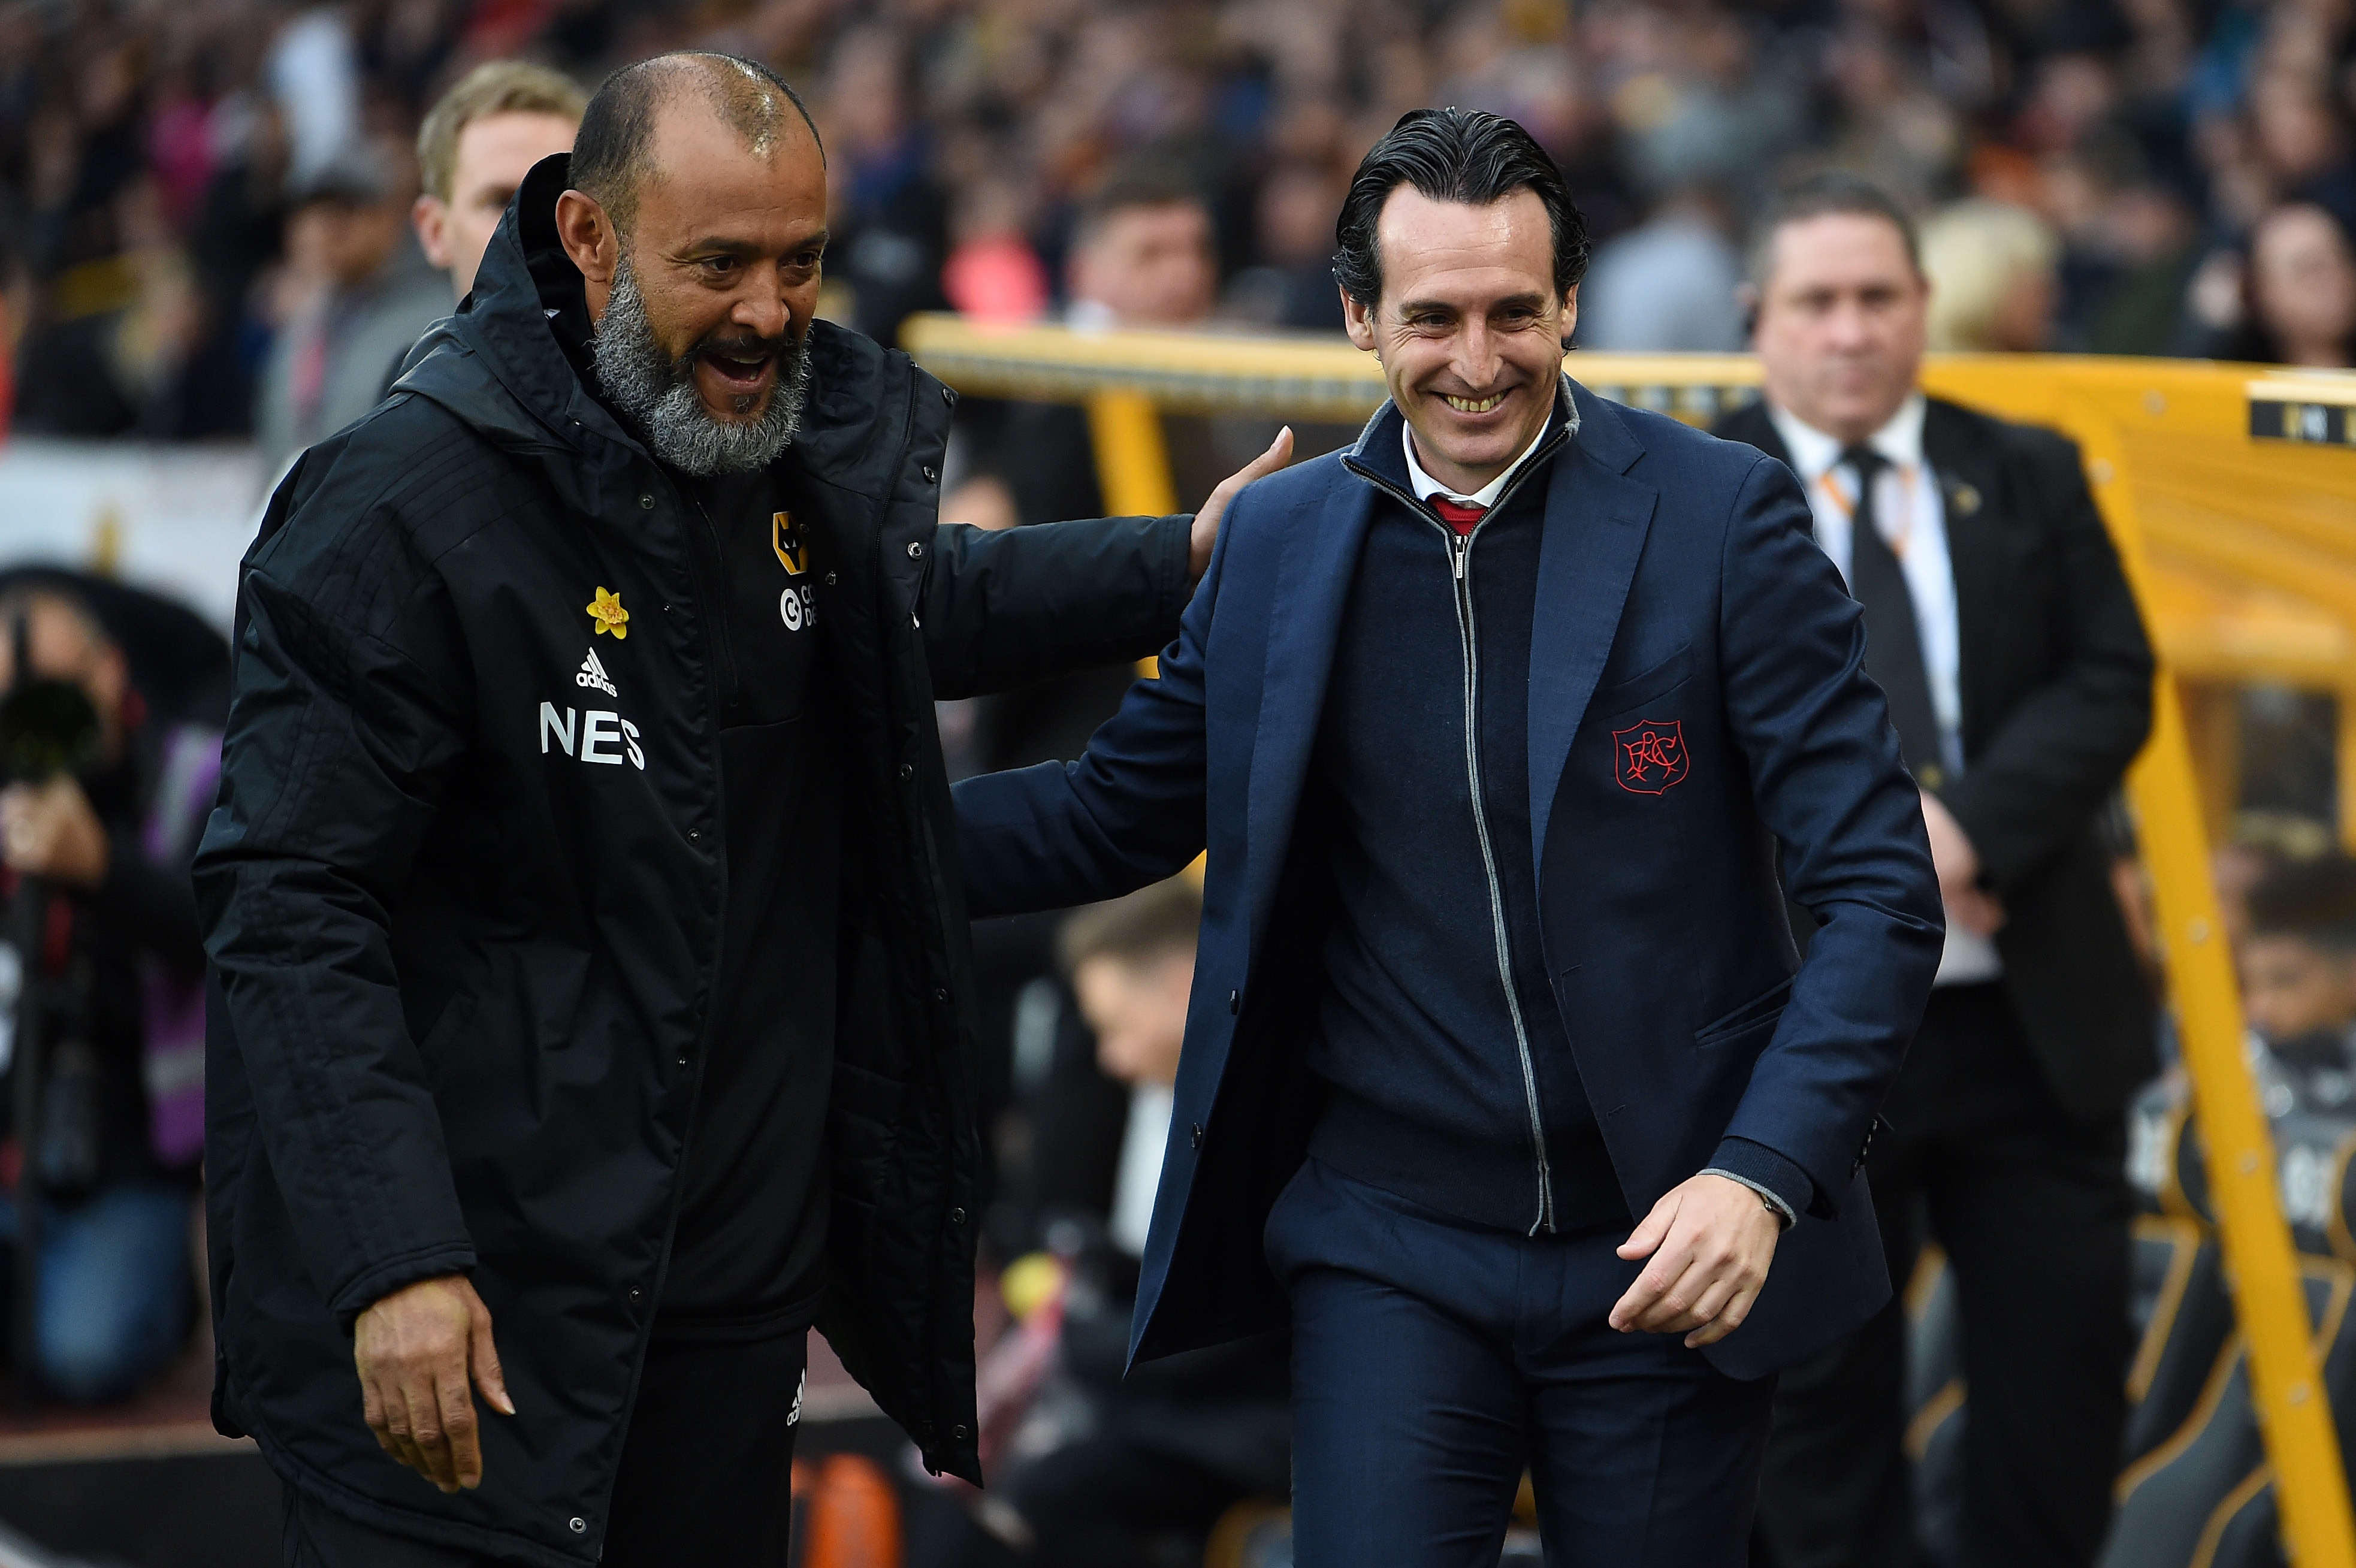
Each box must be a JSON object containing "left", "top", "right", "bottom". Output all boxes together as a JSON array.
[{"left": 197, "top": 53, "right": 1283, "bottom": 1568}]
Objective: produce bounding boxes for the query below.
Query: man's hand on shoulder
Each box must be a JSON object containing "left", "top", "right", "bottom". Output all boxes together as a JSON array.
[
  {"left": 354, "top": 1274, "right": 515, "bottom": 1493},
  {"left": 1609, "top": 1173, "right": 1783, "bottom": 1349},
  {"left": 1188, "top": 427, "right": 1295, "bottom": 582}
]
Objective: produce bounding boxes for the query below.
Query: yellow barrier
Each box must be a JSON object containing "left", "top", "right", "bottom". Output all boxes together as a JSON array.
[{"left": 907, "top": 313, "right": 2356, "bottom": 1568}]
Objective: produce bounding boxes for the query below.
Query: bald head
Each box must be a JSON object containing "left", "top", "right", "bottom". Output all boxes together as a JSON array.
[
  {"left": 553, "top": 50, "right": 829, "bottom": 476},
  {"left": 572, "top": 52, "right": 821, "bottom": 233}
]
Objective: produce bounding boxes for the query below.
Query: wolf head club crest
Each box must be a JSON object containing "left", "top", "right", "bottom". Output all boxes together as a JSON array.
[
  {"left": 1613, "top": 718, "right": 1690, "bottom": 795},
  {"left": 773, "top": 512, "right": 808, "bottom": 576}
]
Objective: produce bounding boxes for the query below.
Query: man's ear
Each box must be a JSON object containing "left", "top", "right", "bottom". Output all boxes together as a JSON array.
[
  {"left": 1342, "top": 286, "right": 1378, "bottom": 354},
  {"left": 554, "top": 189, "right": 618, "bottom": 288},
  {"left": 1735, "top": 282, "right": 1760, "bottom": 343},
  {"left": 412, "top": 195, "right": 452, "bottom": 271},
  {"left": 1559, "top": 282, "right": 1579, "bottom": 348}
]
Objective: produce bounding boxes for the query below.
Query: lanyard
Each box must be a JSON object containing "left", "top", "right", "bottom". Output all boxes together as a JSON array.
[{"left": 1815, "top": 461, "right": 1920, "bottom": 560}]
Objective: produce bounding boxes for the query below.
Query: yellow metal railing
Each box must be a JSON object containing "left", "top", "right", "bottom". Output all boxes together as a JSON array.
[{"left": 907, "top": 313, "right": 2356, "bottom": 1568}]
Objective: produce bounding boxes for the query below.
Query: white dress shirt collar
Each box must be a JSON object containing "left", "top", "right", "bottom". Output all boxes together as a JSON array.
[
  {"left": 1767, "top": 392, "right": 1928, "bottom": 485},
  {"left": 1404, "top": 411, "right": 1556, "bottom": 509}
]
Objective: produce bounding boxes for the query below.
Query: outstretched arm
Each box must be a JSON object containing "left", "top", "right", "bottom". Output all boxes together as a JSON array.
[
  {"left": 923, "top": 430, "right": 1292, "bottom": 698},
  {"left": 950, "top": 472, "right": 1268, "bottom": 917}
]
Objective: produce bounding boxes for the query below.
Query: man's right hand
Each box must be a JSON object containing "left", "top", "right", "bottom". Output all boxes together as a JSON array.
[
  {"left": 1188, "top": 427, "right": 1294, "bottom": 583},
  {"left": 354, "top": 1274, "right": 514, "bottom": 1493},
  {"left": 1919, "top": 789, "right": 2005, "bottom": 938}
]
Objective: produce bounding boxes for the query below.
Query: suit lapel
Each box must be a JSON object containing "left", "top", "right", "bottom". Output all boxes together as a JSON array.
[
  {"left": 1922, "top": 399, "right": 2004, "bottom": 750},
  {"left": 1527, "top": 391, "right": 1660, "bottom": 878},
  {"left": 1243, "top": 474, "right": 1376, "bottom": 947}
]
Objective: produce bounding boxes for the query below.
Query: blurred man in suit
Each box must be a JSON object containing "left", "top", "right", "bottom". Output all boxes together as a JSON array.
[{"left": 1719, "top": 173, "right": 2155, "bottom": 1568}]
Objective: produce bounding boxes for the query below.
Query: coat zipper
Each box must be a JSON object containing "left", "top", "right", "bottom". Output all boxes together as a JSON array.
[
  {"left": 1440, "top": 520, "right": 1555, "bottom": 1235},
  {"left": 1345, "top": 436, "right": 1569, "bottom": 1238}
]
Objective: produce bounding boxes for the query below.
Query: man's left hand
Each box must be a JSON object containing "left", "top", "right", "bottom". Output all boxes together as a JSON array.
[
  {"left": 1610, "top": 1173, "right": 1782, "bottom": 1348},
  {"left": 0, "top": 777, "right": 108, "bottom": 889},
  {"left": 1188, "top": 427, "right": 1294, "bottom": 582}
]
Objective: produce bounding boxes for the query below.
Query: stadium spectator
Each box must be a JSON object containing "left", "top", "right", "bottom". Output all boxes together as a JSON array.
[
  {"left": 947, "top": 158, "right": 1221, "bottom": 545},
  {"left": 2242, "top": 854, "right": 2356, "bottom": 1110},
  {"left": 1221, "top": 159, "right": 1348, "bottom": 333},
  {"left": 1920, "top": 199, "right": 2061, "bottom": 351},
  {"left": 2215, "top": 201, "right": 2356, "bottom": 367},
  {"left": 917, "top": 879, "right": 1290, "bottom": 1568},
  {"left": 253, "top": 140, "right": 444, "bottom": 479},
  {"left": 823, "top": 26, "right": 951, "bottom": 346},
  {"left": 941, "top": 178, "right": 1051, "bottom": 327},
  {"left": 0, "top": 579, "right": 218, "bottom": 1404},
  {"left": 1066, "top": 158, "right": 1219, "bottom": 333},
  {"left": 410, "top": 62, "right": 587, "bottom": 306},
  {"left": 1721, "top": 173, "right": 2155, "bottom": 1568},
  {"left": 1575, "top": 189, "right": 1747, "bottom": 352},
  {"left": 5, "top": 0, "right": 2355, "bottom": 378}
]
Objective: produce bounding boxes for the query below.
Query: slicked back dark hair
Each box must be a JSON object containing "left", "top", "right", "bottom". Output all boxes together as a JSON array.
[
  {"left": 1333, "top": 107, "right": 1588, "bottom": 310},
  {"left": 1747, "top": 171, "right": 1922, "bottom": 294},
  {"left": 571, "top": 52, "right": 821, "bottom": 232}
]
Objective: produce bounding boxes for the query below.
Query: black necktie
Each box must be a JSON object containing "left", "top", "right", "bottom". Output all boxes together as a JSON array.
[{"left": 1840, "top": 445, "right": 1943, "bottom": 786}]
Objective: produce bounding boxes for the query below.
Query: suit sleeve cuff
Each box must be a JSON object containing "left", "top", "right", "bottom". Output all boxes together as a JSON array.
[
  {"left": 1702, "top": 1136, "right": 1815, "bottom": 1228},
  {"left": 1160, "top": 513, "right": 1196, "bottom": 614}
]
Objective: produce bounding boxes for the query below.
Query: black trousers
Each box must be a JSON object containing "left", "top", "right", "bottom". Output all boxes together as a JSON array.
[
  {"left": 1753, "top": 983, "right": 2133, "bottom": 1568},
  {"left": 282, "top": 1330, "right": 807, "bottom": 1568}
]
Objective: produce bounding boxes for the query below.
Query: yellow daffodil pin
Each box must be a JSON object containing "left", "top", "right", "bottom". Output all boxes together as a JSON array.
[{"left": 587, "top": 587, "right": 630, "bottom": 640}]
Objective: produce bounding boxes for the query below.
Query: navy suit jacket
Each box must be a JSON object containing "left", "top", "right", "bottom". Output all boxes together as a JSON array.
[{"left": 954, "top": 383, "right": 1944, "bottom": 1382}]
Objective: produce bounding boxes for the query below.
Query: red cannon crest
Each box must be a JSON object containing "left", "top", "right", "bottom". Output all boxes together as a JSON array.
[{"left": 1612, "top": 718, "right": 1690, "bottom": 796}]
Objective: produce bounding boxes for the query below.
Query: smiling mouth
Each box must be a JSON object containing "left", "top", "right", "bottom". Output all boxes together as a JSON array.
[
  {"left": 1442, "top": 392, "right": 1506, "bottom": 414},
  {"left": 702, "top": 348, "right": 777, "bottom": 395}
]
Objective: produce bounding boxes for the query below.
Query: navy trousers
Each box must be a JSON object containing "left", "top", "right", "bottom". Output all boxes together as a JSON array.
[{"left": 1265, "top": 1159, "right": 1777, "bottom": 1568}]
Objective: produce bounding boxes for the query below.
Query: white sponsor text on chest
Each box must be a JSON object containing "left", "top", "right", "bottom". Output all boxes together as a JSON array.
[{"left": 539, "top": 699, "right": 647, "bottom": 769}]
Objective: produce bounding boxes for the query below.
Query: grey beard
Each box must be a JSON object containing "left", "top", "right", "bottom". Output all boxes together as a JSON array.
[{"left": 591, "top": 255, "right": 810, "bottom": 477}]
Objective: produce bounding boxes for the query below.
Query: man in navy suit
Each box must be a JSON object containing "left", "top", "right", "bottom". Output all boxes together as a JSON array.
[{"left": 952, "top": 108, "right": 1945, "bottom": 1566}]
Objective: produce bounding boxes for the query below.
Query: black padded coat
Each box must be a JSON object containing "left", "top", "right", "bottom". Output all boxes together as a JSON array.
[{"left": 195, "top": 155, "right": 1192, "bottom": 1566}]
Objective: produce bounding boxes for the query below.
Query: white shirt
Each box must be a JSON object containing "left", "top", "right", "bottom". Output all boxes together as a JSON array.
[
  {"left": 1403, "top": 399, "right": 1570, "bottom": 508},
  {"left": 1108, "top": 1083, "right": 1174, "bottom": 1258},
  {"left": 1768, "top": 394, "right": 2001, "bottom": 987}
]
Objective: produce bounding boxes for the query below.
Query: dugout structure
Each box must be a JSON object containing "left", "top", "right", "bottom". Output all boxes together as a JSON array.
[{"left": 904, "top": 313, "right": 2356, "bottom": 1568}]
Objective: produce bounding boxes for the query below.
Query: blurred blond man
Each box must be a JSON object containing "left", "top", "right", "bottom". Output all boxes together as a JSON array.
[{"left": 412, "top": 61, "right": 586, "bottom": 302}]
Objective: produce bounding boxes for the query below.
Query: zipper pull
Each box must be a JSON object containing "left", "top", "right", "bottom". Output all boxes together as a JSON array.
[{"left": 1453, "top": 533, "right": 1469, "bottom": 581}]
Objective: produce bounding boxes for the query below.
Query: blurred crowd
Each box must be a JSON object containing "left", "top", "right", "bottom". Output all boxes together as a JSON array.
[{"left": 5, "top": 0, "right": 2356, "bottom": 449}]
